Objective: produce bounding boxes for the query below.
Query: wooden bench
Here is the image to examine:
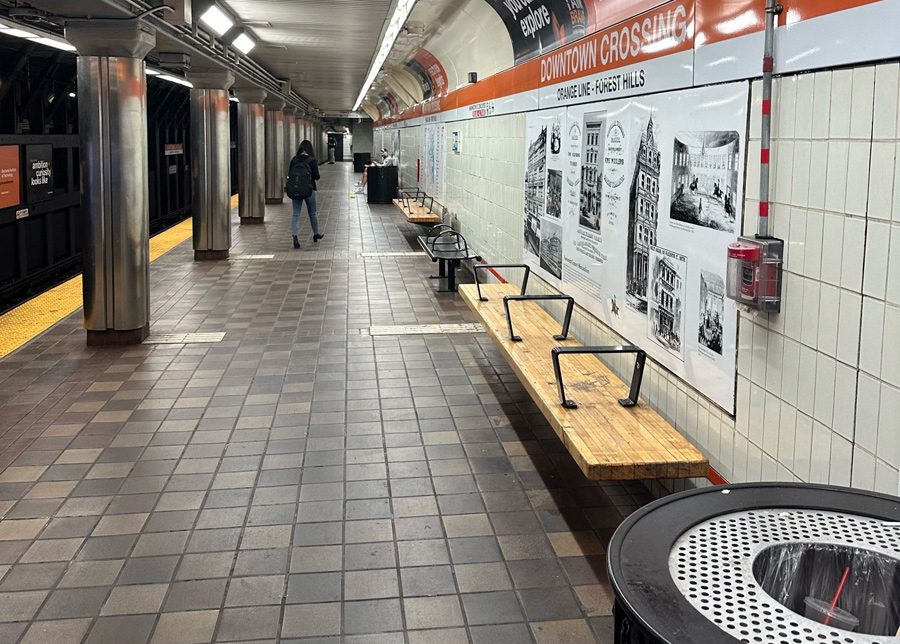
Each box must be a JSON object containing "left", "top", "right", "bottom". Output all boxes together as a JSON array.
[
  {"left": 460, "top": 269, "right": 708, "bottom": 481},
  {"left": 394, "top": 188, "right": 441, "bottom": 224}
]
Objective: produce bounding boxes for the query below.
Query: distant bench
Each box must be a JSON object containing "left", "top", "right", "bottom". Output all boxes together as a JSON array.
[
  {"left": 459, "top": 265, "right": 708, "bottom": 481},
  {"left": 394, "top": 188, "right": 441, "bottom": 224},
  {"left": 417, "top": 225, "right": 481, "bottom": 292}
]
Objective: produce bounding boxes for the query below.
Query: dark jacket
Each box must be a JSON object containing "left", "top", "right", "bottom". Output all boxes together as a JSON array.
[{"left": 290, "top": 154, "right": 321, "bottom": 192}]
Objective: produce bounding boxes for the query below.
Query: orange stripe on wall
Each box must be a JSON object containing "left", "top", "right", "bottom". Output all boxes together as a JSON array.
[{"left": 695, "top": 0, "right": 883, "bottom": 47}]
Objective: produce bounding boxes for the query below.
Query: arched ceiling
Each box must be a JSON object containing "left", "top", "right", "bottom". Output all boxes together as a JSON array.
[{"left": 365, "top": 0, "right": 515, "bottom": 115}]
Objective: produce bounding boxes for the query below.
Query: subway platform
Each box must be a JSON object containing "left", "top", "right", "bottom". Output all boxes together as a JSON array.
[{"left": 0, "top": 164, "right": 648, "bottom": 644}]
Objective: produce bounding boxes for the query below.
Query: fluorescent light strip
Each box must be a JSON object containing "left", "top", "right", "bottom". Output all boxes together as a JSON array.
[
  {"left": 28, "top": 36, "right": 76, "bottom": 52},
  {"left": 200, "top": 5, "right": 235, "bottom": 37},
  {"left": 232, "top": 32, "right": 256, "bottom": 54},
  {"left": 352, "top": 0, "right": 416, "bottom": 112}
]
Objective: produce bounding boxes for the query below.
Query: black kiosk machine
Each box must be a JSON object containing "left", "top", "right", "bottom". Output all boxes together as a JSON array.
[{"left": 367, "top": 166, "right": 399, "bottom": 204}]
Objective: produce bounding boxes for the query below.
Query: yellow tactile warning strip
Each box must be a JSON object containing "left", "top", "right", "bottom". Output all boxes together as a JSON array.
[{"left": 0, "top": 194, "right": 240, "bottom": 360}]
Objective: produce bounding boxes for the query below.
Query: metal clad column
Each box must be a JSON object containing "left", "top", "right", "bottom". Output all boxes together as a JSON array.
[
  {"left": 264, "top": 98, "right": 285, "bottom": 204},
  {"left": 234, "top": 88, "right": 267, "bottom": 225},
  {"left": 188, "top": 71, "right": 235, "bottom": 260},
  {"left": 284, "top": 106, "right": 297, "bottom": 176},
  {"left": 67, "top": 21, "right": 155, "bottom": 346}
]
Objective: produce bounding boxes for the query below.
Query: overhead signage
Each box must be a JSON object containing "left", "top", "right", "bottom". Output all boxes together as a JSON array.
[
  {"left": 25, "top": 144, "right": 53, "bottom": 204},
  {"left": 0, "top": 145, "right": 20, "bottom": 210}
]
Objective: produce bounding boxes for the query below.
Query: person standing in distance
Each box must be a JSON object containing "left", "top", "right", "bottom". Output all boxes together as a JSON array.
[
  {"left": 286, "top": 140, "right": 323, "bottom": 249},
  {"left": 327, "top": 137, "right": 336, "bottom": 164}
]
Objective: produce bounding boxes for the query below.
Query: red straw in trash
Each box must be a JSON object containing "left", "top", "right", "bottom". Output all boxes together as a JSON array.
[{"left": 824, "top": 567, "right": 850, "bottom": 626}]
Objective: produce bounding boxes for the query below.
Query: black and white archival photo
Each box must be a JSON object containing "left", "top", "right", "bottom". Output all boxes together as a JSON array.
[
  {"left": 579, "top": 111, "right": 606, "bottom": 232},
  {"left": 540, "top": 219, "right": 564, "bottom": 280},
  {"left": 698, "top": 270, "right": 725, "bottom": 355},
  {"left": 648, "top": 247, "right": 686, "bottom": 359},
  {"left": 625, "top": 117, "right": 660, "bottom": 314},
  {"left": 524, "top": 125, "right": 547, "bottom": 256},
  {"left": 547, "top": 169, "right": 562, "bottom": 219},
  {"left": 551, "top": 120, "right": 562, "bottom": 156},
  {"left": 670, "top": 131, "right": 740, "bottom": 233}
]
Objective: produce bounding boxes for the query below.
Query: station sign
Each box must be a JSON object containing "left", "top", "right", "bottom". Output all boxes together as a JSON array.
[
  {"left": 0, "top": 145, "right": 20, "bottom": 210},
  {"left": 25, "top": 144, "right": 53, "bottom": 204}
]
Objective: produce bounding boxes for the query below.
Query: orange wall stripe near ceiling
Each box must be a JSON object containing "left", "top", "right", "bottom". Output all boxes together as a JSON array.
[{"left": 376, "top": 0, "right": 883, "bottom": 127}]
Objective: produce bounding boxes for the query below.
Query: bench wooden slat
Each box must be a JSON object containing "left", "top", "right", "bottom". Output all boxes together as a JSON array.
[
  {"left": 393, "top": 198, "right": 441, "bottom": 224},
  {"left": 460, "top": 283, "right": 708, "bottom": 481}
]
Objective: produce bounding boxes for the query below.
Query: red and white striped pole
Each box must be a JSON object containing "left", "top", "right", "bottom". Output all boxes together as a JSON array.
[{"left": 759, "top": 0, "right": 782, "bottom": 238}]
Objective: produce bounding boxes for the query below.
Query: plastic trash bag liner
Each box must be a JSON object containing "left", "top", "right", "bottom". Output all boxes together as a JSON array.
[{"left": 753, "top": 543, "right": 900, "bottom": 636}]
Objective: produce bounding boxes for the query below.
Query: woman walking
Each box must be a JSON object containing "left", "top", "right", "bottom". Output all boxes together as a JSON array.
[{"left": 286, "top": 140, "right": 323, "bottom": 249}]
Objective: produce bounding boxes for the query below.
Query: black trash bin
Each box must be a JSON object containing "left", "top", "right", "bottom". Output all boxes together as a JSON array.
[
  {"left": 608, "top": 483, "right": 900, "bottom": 644},
  {"left": 353, "top": 152, "right": 371, "bottom": 173},
  {"left": 367, "top": 166, "right": 398, "bottom": 204}
]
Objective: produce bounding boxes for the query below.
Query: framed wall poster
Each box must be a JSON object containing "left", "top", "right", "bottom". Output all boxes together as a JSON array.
[
  {"left": 523, "top": 82, "right": 748, "bottom": 412},
  {"left": 25, "top": 144, "right": 53, "bottom": 204},
  {"left": 0, "top": 145, "right": 21, "bottom": 210}
]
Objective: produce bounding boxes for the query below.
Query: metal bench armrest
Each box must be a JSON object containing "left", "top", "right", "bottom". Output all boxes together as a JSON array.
[
  {"left": 426, "top": 224, "right": 454, "bottom": 239},
  {"left": 430, "top": 229, "right": 467, "bottom": 255},
  {"left": 551, "top": 345, "right": 646, "bottom": 409},
  {"left": 503, "top": 294, "right": 574, "bottom": 342},
  {"left": 473, "top": 264, "right": 530, "bottom": 301}
]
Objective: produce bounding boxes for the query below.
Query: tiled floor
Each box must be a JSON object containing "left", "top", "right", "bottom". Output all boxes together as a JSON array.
[{"left": 0, "top": 164, "right": 651, "bottom": 643}]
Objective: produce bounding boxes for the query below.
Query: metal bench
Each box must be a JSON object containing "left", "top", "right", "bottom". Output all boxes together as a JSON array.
[{"left": 416, "top": 225, "right": 481, "bottom": 292}]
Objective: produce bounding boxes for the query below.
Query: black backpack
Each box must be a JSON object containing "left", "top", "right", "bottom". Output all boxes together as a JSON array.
[{"left": 286, "top": 156, "right": 313, "bottom": 200}]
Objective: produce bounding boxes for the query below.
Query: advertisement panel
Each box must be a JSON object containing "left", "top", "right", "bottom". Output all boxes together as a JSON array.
[
  {"left": 405, "top": 49, "right": 449, "bottom": 100},
  {"left": 0, "top": 145, "right": 20, "bottom": 210},
  {"left": 485, "top": 0, "right": 666, "bottom": 64},
  {"left": 523, "top": 82, "right": 748, "bottom": 411},
  {"left": 25, "top": 144, "right": 53, "bottom": 204}
]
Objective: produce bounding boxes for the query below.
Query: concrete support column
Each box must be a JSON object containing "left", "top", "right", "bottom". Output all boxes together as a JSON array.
[
  {"left": 264, "top": 98, "right": 285, "bottom": 204},
  {"left": 188, "top": 71, "right": 235, "bottom": 260},
  {"left": 295, "top": 117, "right": 303, "bottom": 149},
  {"left": 66, "top": 21, "right": 155, "bottom": 346},
  {"left": 284, "top": 106, "right": 297, "bottom": 176},
  {"left": 233, "top": 88, "right": 267, "bottom": 225}
]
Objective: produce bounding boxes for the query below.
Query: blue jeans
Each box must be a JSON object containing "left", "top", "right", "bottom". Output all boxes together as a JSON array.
[{"left": 291, "top": 191, "right": 319, "bottom": 237}]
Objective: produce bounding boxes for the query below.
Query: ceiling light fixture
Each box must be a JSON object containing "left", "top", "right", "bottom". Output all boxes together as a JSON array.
[
  {"left": 2, "top": 27, "right": 38, "bottom": 39},
  {"left": 352, "top": 0, "right": 417, "bottom": 112},
  {"left": 199, "top": 4, "right": 234, "bottom": 37},
  {"left": 28, "top": 36, "right": 76, "bottom": 52},
  {"left": 232, "top": 32, "right": 256, "bottom": 55},
  {"left": 145, "top": 68, "right": 162, "bottom": 76},
  {"left": 159, "top": 74, "right": 194, "bottom": 88}
]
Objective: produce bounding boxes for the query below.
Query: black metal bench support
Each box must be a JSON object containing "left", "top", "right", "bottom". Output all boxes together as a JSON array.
[
  {"left": 551, "top": 345, "right": 646, "bottom": 409},
  {"left": 503, "top": 294, "right": 574, "bottom": 342},
  {"left": 473, "top": 264, "right": 530, "bottom": 302}
]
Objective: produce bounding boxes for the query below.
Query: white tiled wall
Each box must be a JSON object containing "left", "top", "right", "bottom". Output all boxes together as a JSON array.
[
  {"left": 399, "top": 129, "right": 419, "bottom": 189},
  {"left": 443, "top": 115, "right": 526, "bottom": 263},
  {"left": 397, "top": 61, "right": 900, "bottom": 495}
]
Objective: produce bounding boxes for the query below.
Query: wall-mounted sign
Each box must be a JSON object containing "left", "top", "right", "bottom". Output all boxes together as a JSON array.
[
  {"left": 0, "top": 145, "right": 20, "bottom": 210},
  {"left": 25, "top": 144, "right": 53, "bottom": 204},
  {"left": 165, "top": 143, "right": 184, "bottom": 156},
  {"left": 452, "top": 131, "right": 460, "bottom": 154},
  {"left": 16, "top": 208, "right": 28, "bottom": 219}
]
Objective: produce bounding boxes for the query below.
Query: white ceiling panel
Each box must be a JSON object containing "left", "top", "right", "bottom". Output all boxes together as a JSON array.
[{"left": 226, "top": 0, "right": 396, "bottom": 110}]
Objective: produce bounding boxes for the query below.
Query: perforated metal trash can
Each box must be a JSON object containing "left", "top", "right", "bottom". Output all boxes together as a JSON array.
[{"left": 607, "top": 483, "right": 900, "bottom": 644}]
